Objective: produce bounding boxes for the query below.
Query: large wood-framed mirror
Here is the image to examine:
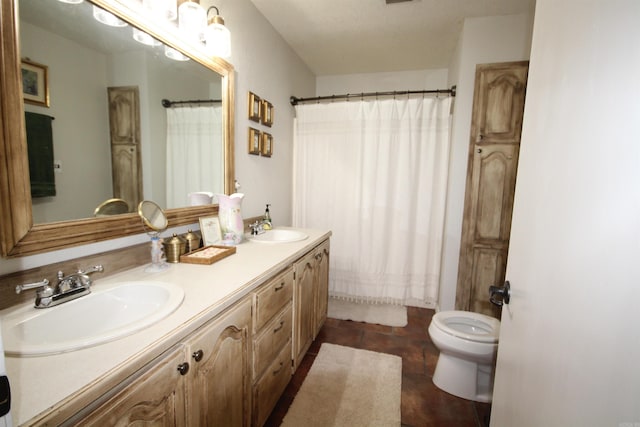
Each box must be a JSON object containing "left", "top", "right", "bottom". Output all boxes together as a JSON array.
[{"left": 0, "top": 0, "right": 235, "bottom": 257}]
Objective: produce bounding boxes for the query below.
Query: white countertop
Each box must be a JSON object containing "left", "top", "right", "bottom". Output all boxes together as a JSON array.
[{"left": 2, "top": 228, "right": 331, "bottom": 426}]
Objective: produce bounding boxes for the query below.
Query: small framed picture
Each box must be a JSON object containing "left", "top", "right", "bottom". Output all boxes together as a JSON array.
[
  {"left": 21, "top": 59, "right": 50, "bottom": 107},
  {"left": 261, "top": 100, "right": 274, "bottom": 127},
  {"left": 248, "top": 127, "right": 261, "bottom": 155},
  {"left": 248, "top": 91, "right": 261, "bottom": 122},
  {"left": 199, "top": 216, "right": 222, "bottom": 246},
  {"left": 261, "top": 132, "right": 273, "bottom": 157}
]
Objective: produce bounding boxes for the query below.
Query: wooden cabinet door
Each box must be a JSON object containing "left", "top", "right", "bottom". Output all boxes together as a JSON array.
[
  {"left": 313, "top": 240, "right": 330, "bottom": 337},
  {"left": 471, "top": 62, "right": 528, "bottom": 145},
  {"left": 456, "top": 61, "right": 528, "bottom": 318},
  {"left": 186, "top": 297, "right": 252, "bottom": 427},
  {"left": 293, "top": 250, "right": 316, "bottom": 369},
  {"left": 107, "top": 86, "right": 142, "bottom": 212},
  {"left": 77, "top": 346, "right": 187, "bottom": 426}
]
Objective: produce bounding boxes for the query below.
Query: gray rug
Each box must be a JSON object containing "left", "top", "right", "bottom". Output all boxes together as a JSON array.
[
  {"left": 327, "top": 297, "right": 408, "bottom": 327},
  {"left": 281, "top": 343, "right": 402, "bottom": 427}
]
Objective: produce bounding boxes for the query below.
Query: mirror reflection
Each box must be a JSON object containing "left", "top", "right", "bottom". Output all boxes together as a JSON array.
[{"left": 19, "top": 0, "right": 224, "bottom": 224}]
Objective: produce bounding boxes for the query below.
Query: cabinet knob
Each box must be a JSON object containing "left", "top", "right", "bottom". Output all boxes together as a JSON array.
[
  {"left": 192, "top": 349, "right": 204, "bottom": 362},
  {"left": 272, "top": 362, "right": 284, "bottom": 376},
  {"left": 177, "top": 362, "right": 190, "bottom": 375},
  {"left": 273, "top": 320, "right": 285, "bottom": 333}
]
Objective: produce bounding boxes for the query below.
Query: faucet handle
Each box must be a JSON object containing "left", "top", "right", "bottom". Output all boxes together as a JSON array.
[
  {"left": 79, "top": 265, "right": 104, "bottom": 275},
  {"left": 15, "top": 279, "right": 51, "bottom": 295}
]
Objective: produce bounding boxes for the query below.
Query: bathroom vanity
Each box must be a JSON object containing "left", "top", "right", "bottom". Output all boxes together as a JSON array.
[{"left": 2, "top": 229, "right": 331, "bottom": 426}]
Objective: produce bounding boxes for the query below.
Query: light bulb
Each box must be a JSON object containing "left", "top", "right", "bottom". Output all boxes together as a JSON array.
[
  {"left": 142, "top": 0, "right": 177, "bottom": 21},
  {"left": 205, "top": 15, "right": 231, "bottom": 58},
  {"left": 178, "top": 1, "right": 207, "bottom": 42}
]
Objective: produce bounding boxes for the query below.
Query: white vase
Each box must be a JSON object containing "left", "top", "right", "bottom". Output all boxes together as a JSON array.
[{"left": 216, "top": 193, "right": 244, "bottom": 244}]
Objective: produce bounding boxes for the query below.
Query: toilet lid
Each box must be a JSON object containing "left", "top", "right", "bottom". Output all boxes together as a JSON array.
[{"left": 433, "top": 311, "right": 500, "bottom": 343}]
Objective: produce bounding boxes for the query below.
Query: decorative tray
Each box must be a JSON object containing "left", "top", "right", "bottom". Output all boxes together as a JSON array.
[{"left": 179, "top": 245, "right": 236, "bottom": 265}]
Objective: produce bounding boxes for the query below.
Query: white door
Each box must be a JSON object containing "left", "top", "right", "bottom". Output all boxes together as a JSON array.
[{"left": 490, "top": 1, "right": 640, "bottom": 426}]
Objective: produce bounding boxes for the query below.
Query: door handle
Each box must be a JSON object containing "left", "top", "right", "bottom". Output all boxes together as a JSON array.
[{"left": 489, "top": 281, "right": 511, "bottom": 306}]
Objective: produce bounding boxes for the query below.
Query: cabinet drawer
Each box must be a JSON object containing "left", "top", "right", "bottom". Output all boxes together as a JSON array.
[
  {"left": 254, "top": 303, "right": 292, "bottom": 378},
  {"left": 253, "top": 341, "right": 293, "bottom": 427},
  {"left": 254, "top": 267, "right": 293, "bottom": 332}
]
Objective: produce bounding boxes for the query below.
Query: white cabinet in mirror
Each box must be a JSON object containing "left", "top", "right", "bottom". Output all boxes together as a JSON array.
[{"left": 20, "top": 0, "right": 225, "bottom": 223}]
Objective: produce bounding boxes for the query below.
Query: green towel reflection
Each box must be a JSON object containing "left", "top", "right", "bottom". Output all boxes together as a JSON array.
[{"left": 25, "top": 111, "right": 56, "bottom": 197}]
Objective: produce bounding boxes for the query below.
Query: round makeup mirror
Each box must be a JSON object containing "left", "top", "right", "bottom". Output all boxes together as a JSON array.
[{"left": 138, "top": 200, "right": 168, "bottom": 232}]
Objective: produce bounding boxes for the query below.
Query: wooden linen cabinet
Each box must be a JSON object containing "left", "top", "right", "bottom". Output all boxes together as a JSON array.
[{"left": 456, "top": 61, "right": 529, "bottom": 318}]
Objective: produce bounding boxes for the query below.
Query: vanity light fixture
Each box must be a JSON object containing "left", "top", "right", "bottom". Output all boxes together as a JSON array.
[
  {"left": 205, "top": 6, "right": 231, "bottom": 59},
  {"left": 57, "top": 0, "right": 84, "bottom": 4},
  {"left": 178, "top": 0, "right": 207, "bottom": 42},
  {"left": 93, "top": 5, "right": 128, "bottom": 27},
  {"left": 143, "top": 0, "right": 178, "bottom": 21}
]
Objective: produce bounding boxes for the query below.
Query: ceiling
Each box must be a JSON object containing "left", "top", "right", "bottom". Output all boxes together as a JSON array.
[{"left": 250, "top": 0, "right": 535, "bottom": 76}]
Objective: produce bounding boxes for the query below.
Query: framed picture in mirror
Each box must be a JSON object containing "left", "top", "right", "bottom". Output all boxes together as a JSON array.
[
  {"left": 261, "top": 132, "right": 273, "bottom": 157},
  {"left": 261, "top": 100, "right": 274, "bottom": 127},
  {"left": 248, "top": 91, "right": 261, "bottom": 122},
  {"left": 21, "top": 59, "right": 50, "bottom": 107},
  {"left": 248, "top": 127, "right": 261, "bottom": 155}
]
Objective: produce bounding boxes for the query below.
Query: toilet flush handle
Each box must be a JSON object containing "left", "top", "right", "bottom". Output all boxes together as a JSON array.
[{"left": 489, "top": 281, "right": 511, "bottom": 306}]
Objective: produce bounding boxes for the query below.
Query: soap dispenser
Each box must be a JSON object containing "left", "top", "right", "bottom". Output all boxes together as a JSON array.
[{"left": 263, "top": 204, "right": 272, "bottom": 230}]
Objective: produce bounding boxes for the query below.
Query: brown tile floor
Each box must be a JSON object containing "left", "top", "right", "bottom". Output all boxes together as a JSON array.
[{"left": 264, "top": 307, "right": 491, "bottom": 427}]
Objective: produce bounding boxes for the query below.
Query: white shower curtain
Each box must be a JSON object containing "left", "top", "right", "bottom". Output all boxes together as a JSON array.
[
  {"left": 166, "top": 105, "right": 223, "bottom": 208},
  {"left": 293, "top": 97, "right": 451, "bottom": 307}
]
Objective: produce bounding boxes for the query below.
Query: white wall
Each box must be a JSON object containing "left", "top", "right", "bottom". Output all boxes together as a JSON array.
[
  {"left": 439, "top": 13, "right": 534, "bottom": 311},
  {"left": 203, "top": 0, "right": 316, "bottom": 224},
  {"left": 0, "top": 0, "right": 314, "bottom": 275},
  {"left": 316, "top": 69, "right": 449, "bottom": 95}
]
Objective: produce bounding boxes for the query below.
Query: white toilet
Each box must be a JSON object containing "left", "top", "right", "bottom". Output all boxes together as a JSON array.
[{"left": 428, "top": 310, "right": 500, "bottom": 403}]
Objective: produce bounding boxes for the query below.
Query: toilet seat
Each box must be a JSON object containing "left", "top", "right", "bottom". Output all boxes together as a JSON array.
[{"left": 432, "top": 311, "right": 500, "bottom": 344}]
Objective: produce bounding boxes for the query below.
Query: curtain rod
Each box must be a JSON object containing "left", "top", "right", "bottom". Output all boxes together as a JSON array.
[
  {"left": 289, "top": 86, "right": 456, "bottom": 106},
  {"left": 161, "top": 98, "right": 222, "bottom": 108}
]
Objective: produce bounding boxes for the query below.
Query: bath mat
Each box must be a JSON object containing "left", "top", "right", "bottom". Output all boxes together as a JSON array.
[
  {"left": 281, "top": 343, "right": 402, "bottom": 427},
  {"left": 327, "top": 297, "right": 408, "bottom": 327}
]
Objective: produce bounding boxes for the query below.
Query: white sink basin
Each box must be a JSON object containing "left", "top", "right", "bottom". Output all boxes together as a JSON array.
[
  {"left": 1, "top": 281, "right": 184, "bottom": 357},
  {"left": 249, "top": 228, "right": 308, "bottom": 243}
]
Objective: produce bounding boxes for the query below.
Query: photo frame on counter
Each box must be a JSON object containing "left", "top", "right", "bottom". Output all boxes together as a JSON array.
[
  {"left": 21, "top": 59, "right": 50, "bottom": 107},
  {"left": 261, "top": 132, "right": 273, "bottom": 157},
  {"left": 248, "top": 127, "right": 261, "bottom": 155},
  {"left": 199, "top": 216, "right": 222, "bottom": 246},
  {"left": 248, "top": 91, "right": 261, "bottom": 122},
  {"left": 261, "top": 100, "right": 274, "bottom": 127}
]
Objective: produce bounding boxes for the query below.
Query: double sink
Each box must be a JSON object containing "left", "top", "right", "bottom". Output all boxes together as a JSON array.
[{"left": 1, "top": 228, "right": 308, "bottom": 357}]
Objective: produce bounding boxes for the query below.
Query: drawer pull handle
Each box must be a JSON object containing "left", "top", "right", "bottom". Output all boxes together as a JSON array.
[
  {"left": 273, "top": 362, "right": 284, "bottom": 376},
  {"left": 177, "top": 362, "right": 190, "bottom": 376},
  {"left": 192, "top": 349, "right": 204, "bottom": 362},
  {"left": 273, "top": 320, "right": 285, "bottom": 333},
  {"left": 274, "top": 282, "right": 285, "bottom": 291}
]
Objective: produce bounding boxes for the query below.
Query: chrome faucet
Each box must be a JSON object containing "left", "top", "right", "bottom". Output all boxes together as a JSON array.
[
  {"left": 16, "top": 265, "right": 104, "bottom": 309},
  {"left": 249, "top": 220, "right": 267, "bottom": 235}
]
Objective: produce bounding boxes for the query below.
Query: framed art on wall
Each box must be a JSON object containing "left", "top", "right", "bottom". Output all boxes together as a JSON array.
[
  {"left": 21, "top": 59, "right": 50, "bottom": 107},
  {"left": 261, "top": 100, "right": 274, "bottom": 127},
  {"left": 248, "top": 127, "right": 261, "bottom": 155},
  {"left": 261, "top": 132, "right": 273, "bottom": 157},
  {"left": 248, "top": 91, "right": 261, "bottom": 122}
]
